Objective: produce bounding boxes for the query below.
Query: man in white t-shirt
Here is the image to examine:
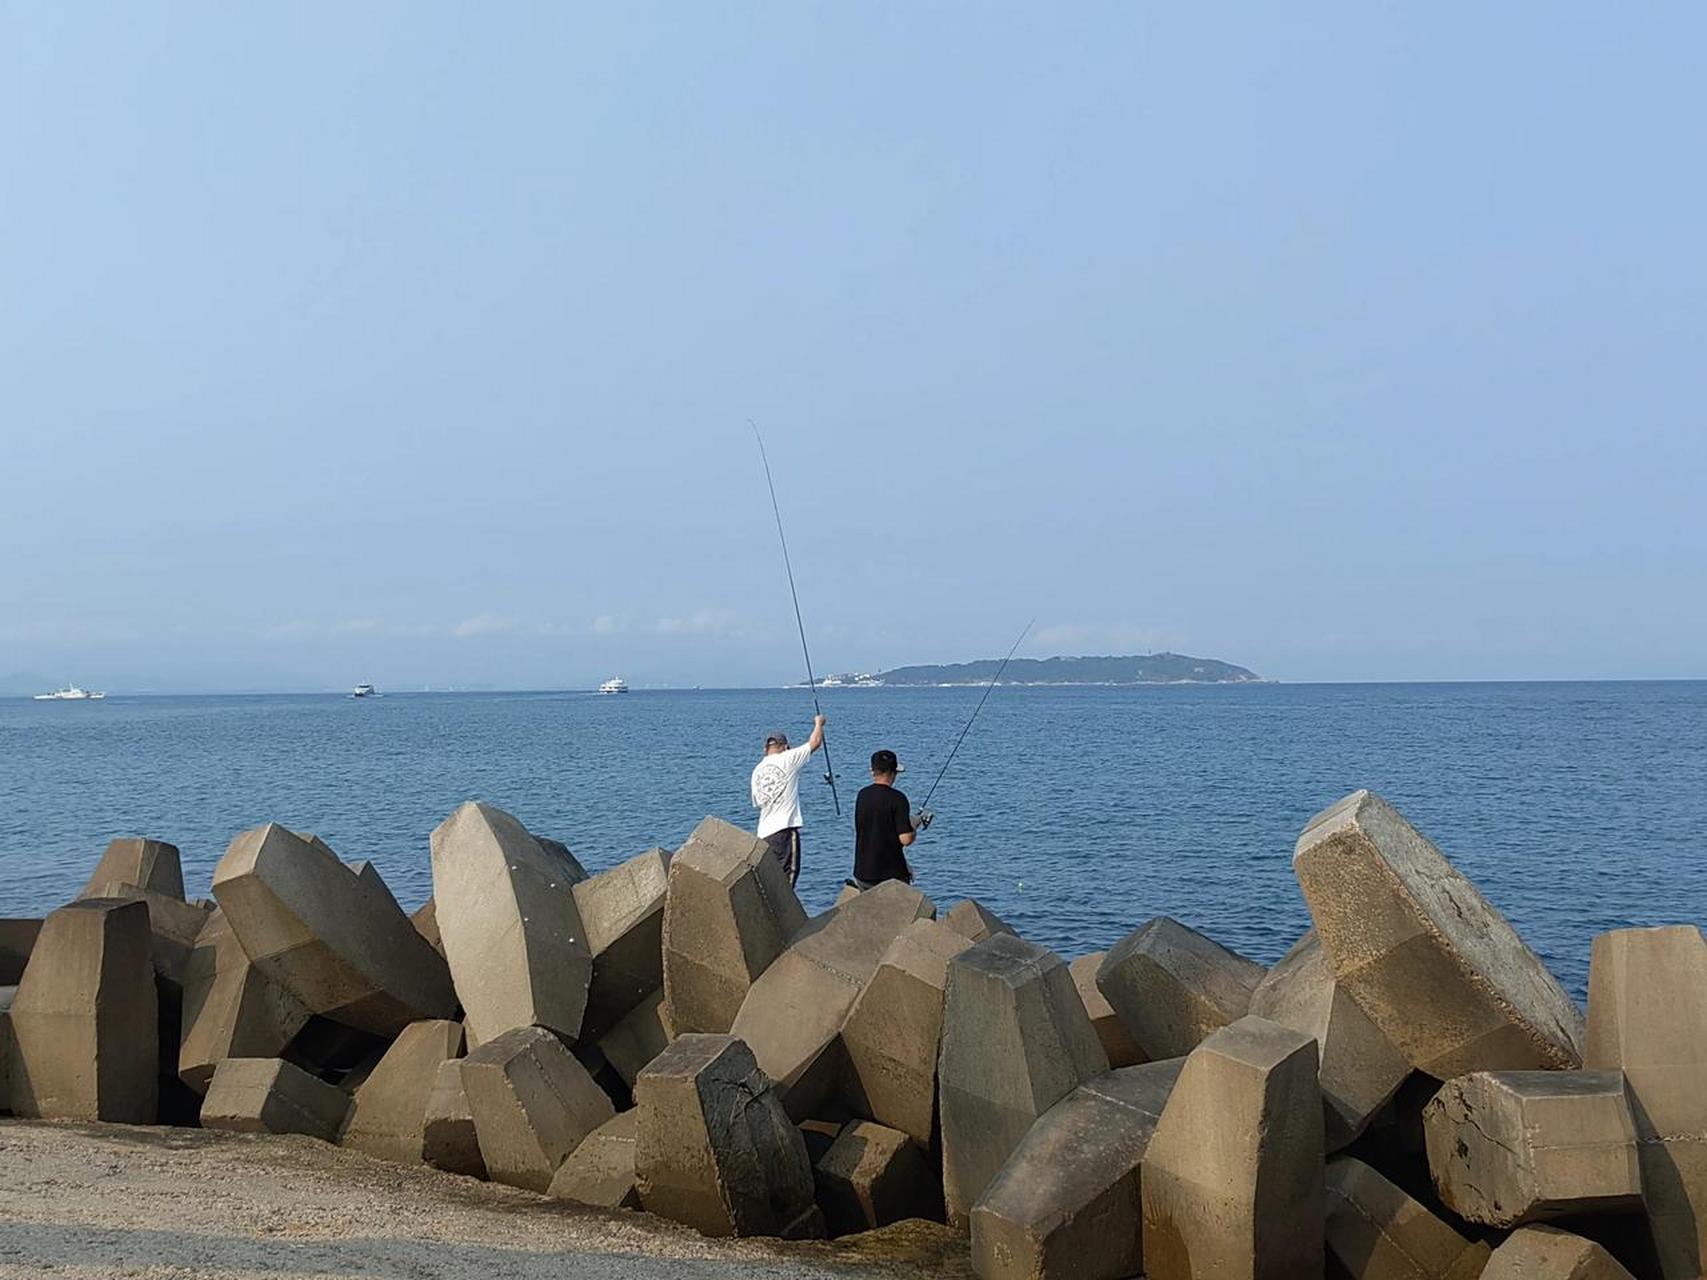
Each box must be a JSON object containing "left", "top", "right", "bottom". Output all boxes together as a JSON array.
[{"left": 749, "top": 713, "right": 826, "bottom": 887}]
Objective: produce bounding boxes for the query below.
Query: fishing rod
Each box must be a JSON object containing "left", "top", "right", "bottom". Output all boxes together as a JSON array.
[
  {"left": 750, "top": 419, "right": 841, "bottom": 816},
  {"left": 919, "top": 618, "right": 1033, "bottom": 812}
]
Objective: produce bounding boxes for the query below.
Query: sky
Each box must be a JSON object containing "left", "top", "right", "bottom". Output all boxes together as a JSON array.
[{"left": 2, "top": 5, "right": 1703, "bottom": 691}]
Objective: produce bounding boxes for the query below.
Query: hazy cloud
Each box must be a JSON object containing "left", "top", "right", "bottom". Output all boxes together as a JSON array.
[{"left": 656, "top": 607, "right": 741, "bottom": 637}]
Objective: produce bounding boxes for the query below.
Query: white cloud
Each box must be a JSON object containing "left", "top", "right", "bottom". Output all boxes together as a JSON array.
[
  {"left": 451, "top": 613, "right": 517, "bottom": 638},
  {"left": 656, "top": 607, "right": 741, "bottom": 636}
]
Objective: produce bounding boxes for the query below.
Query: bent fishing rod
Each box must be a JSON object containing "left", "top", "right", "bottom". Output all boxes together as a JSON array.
[
  {"left": 750, "top": 419, "right": 841, "bottom": 816},
  {"left": 919, "top": 618, "right": 1033, "bottom": 812}
]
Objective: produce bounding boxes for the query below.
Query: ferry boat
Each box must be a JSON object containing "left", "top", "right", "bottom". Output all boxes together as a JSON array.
[
  {"left": 597, "top": 676, "right": 630, "bottom": 695},
  {"left": 351, "top": 682, "right": 378, "bottom": 698},
  {"left": 33, "top": 685, "right": 106, "bottom": 701}
]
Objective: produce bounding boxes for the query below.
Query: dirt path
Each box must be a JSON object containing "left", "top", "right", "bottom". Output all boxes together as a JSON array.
[{"left": 0, "top": 1120, "right": 970, "bottom": 1279}]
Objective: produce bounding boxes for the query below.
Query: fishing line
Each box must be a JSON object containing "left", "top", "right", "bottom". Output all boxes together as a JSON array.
[
  {"left": 919, "top": 618, "right": 1033, "bottom": 812},
  {"left": 750, "top": 419, "right": 841, "bottom": 816}
]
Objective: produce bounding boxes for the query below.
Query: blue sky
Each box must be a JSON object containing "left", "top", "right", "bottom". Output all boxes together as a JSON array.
[{"left": 2, "top": 5, "right": 1702, "bottom": 690}]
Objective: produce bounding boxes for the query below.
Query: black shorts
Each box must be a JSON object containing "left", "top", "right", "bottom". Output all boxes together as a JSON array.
[{"left": 763, "top": 827, "right": 801, "bottom": 887}]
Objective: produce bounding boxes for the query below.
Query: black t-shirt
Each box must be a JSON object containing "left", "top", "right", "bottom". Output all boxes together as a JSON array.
[{"left": 854, "top": 782, "right": 912, "bottom": 885}]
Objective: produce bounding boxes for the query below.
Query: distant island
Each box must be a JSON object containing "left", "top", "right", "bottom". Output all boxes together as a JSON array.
[{"left": 810, "top": 652, "right": 1262, "bottom": 687}]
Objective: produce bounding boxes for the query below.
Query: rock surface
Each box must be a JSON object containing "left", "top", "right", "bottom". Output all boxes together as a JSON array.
[
  {"left": 1294, "top": 789, "right": 1584, "bottom": 1077},
  {"left": 212, "top": 823, "right": 456, "bottom": 1036},
  {"left": 1142, "top": 1015, "right": 1323, "bottom": 1280},
  {"left": 429, "top": 801, "right": 594, "bottom": 1045},
  {"left": 1423, "top": 1070, "right": 1642, "bottom": 1228},
  {"left": 1095, "top": 916, "right": 1266, "bottom": 1061},
  {"left": 661, "top": 817, "right": 806, "bottom": 1036},
  {"left": 971, "top": 1058, "right": 1183, "bottom": 1280},
  {"left": 633, "top": 1032, "right": 820, "bottom": 1239},
  {"left": 940, "top": 933, "right": 1108, "bottom": 1228}
]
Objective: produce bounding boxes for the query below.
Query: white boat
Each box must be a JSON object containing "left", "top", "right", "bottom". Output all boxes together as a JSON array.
[
  {"left": 351, "top": 682, "right": 378, "bottom": 698},
  {"left": 33, "top": 685, "right": 105, "bottom": 701},
  {"left": 597, "top": 676, "right": 629, "bottom": 694}
]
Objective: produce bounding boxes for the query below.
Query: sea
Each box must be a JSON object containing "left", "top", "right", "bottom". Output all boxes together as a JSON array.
[{"left": 4, "top": 681, "right": 1704, "bottom": 1001}]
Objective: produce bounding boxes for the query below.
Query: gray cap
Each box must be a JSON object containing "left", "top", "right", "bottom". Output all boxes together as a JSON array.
[{"left": 764, "top": 729, "right": 790, "bottom": 748}]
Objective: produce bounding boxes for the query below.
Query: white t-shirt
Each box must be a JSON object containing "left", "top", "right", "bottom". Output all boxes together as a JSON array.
[{"left": 751, "top": 744, "right": 812, "bottom": 838}]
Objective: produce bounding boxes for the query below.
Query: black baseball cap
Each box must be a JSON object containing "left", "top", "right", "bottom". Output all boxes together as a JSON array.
[{"left": 870, "top": 749, "right": 905, "bottom": 774}]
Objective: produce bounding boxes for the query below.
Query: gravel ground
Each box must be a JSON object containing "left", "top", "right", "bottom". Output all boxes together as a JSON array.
[{"left": 0, "top": 1119, "right": 971, "bottom": 1279}]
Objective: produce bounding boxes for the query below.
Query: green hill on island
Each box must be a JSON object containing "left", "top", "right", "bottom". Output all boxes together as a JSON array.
[{"left": 818, "top": 652, "right": 1262, "bottom": 686}]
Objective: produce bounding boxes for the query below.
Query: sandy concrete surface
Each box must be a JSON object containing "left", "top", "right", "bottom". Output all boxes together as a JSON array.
[{"left": 0, "top": 1119, "right": 971, "bottom": 1279}]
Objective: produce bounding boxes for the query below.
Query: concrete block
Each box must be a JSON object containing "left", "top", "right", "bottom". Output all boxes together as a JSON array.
[
  {"left": 1250, "top": 929, "right": 1410, "bottom": 1150},
  {"left": 7, "top": 898, "right": 157, "bottom": 1122},
  {"left": 178, "top": 907, "right": 312, "bottom": 1093},
  {"left": 409, "top": 898, "right": 443, "bottom": 957},
  {"left": 1069, "top": 951, "right": 1145, "bottom": 1068},
  {"left": 459, "top": 1025, "right": 615, "bottom": 1192},
  {"left": 1095, "top": 915, "right": 1266, "bottom": 1062},
  {"left": 0, "top": 919, "right": 41, "bottom": 985},
  {"left": 730, "top": 880, "right": 934, "bottom": 1119},
  {"left": 422, "top": 1057, "right": 486, "bottom": 1179},
  {"left": 661, "top": 817, "right": 807, "bottom": 1036},
  {"left": 835, "top": 883, "right": 861, "bottom": 906},
  {"left": 535, "top": 835, "right": 590, "bottom": 883},
  {"left": 842, "top": 919, "right": 974, "bottom": 1146},
  {"left": 341, "top": 1019, "right": 466, "bottom": 1164},
  {"left": 1423, "top": 1070, "right": 1642, "bottom": 1228},
  {"left": 634, "top": 1032, "right": 820, "bottom": 1238},
  {"left": 81, "top": 837, "right": 185, "bottom": 900},
  {"left": 1142, "top": 1015, "right": 1323, "bottom": 1280},
  {"left": 83, "top": 881, "right": 210, "bottom": 996},
  {"left": 971, "top": 1058, "right": 1183, "bottom": 1280},
  {"left": 597, "top": 987, "right": 671, "bottom": 1086},
  {"left": 548, "top": 1109, "right": 641, "bottom": 1209},
  {"left": 574, "top": 847, "right": 671, "bottom": 1039},
  {"left": 0, "top": 985, "right": 15, "bottom": 1114},
  {"left": 942, "top": 899, "right": 1014, "bottom": 943},
  {"left": 201, "top": 1056, "right": 349, "bottom": 1141},
  {"left": 940, "top": 934, "right": 1109, "bottom": 1228},
  {"left": 212, "top": 823, "right": 456, "bottom": 1036},
  {"left": 1482, "top": 1226, "right": 1638, "bottom": 1280},
  {"left": 1294, "top": 790, "right": 1584, "bottom": 1076},
  {"left": 430, "top": 801, "right": 594, "bottom": 1045},
  {"left": 815, "top": 1120, "right": 940, "bottom": 1236},
  {"left": 345, "top": 859, "right": 405, "bottom": 919},
  {"left": 1325, "top": 1156, "right": 1492, "bottom": 1280},
  {"left": 1586, "top": 924, "right": 1707, "bottom": 1278}
]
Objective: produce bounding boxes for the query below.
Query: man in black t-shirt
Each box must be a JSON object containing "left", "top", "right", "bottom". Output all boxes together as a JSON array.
[{"left": 851, "top": 749, "right": 932, "bottom": 889}]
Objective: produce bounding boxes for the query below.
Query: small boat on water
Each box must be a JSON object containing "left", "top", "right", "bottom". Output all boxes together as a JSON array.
[
  {"left": 598, "top": 676, "right": 630, "bottom": 695},
  {"left": 351, "top": 682, "right": 378, "bottom": 698},
  {"left": 33, "top": 685, "right": 105, "bottom": 701}
]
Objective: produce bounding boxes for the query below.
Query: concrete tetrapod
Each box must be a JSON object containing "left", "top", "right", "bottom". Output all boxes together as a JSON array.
[
  {"left": 841, "top": 917, "right": 974, "bottom": 1146},
  {"left": 1324, "top": 1156, "right": 1492, "bottom": 1280},
  {"left": 341, "top": 1019, "right": 466, "bottom": 1164},
  {"left": 1422, "top": 1070, "right": 1642, "bottom": 1228},
  {"left": 729, "top": 880, "right": 935, "bottom": 1119},
  {"left": 1250, "top": 929, "right": 1410, "bottom": 1151},
  {"left": 573, "top": 847, "right": 671, "bottom": 1040},
  {"left": 0, "top": 919, "right": 41, "bottom": 985},
  {"left": 549, "top": 1109, "right": 641, "bottom": 1209},
  {"left": 82, "top": 881, "right": 210, "bottom": 998},
  {"left": 201, "top": 1056, "right": 349, "bottom": 1141},
  {"left": 1585, "top": 924, "right": 1707, "bottom": 1279},
  {"left": 1293, "top": 790, "right": 1584, "bottom": 1077},
  {"left": 1141, "top": 1015, "right": 1324, "bottom": 1280},
  {"left": 178, "top": 907, "right": 311, "bottom": 1093},
  {"left": 939, "top": 933, "right": 1109, "bottom": 1229},
  {"left": 421, "top": 1057, "right": 486, "bottom": 1179},
  {"left": 942, "top": 900, "right": 1015, "bottom": 944},
  {"left": 459, "top": 1025, "right": 615, "bottom": 1192},
  {"left": 1095, "top": 916, "right": 1266, "bottom": 1061},
  {"left": 597, "top": 987, "right": 671, "bottom": 1087},
  {"left": 80, "top": 837, "right": 185, "bottom": 900},
  {"left": 212, "top": 824, "right": 456, "bottom": 1036},
  {"left": 633, "top": 1033, "right": 821, "bottom": 1239},
  {"left": 971, "top": 1057, "right": 1183, "bottom": 1280},
  {"left": 660, "top": 817, "right": 806, "bottom": 1036},
  {"left": 429, "top": 801, "right": 593, "bottom": 1045},
  {"left": 1068, "top": 951, "right": 1145, "bottom": 1068},
  {"left": 1481, "top": 1226, "right": 1637, "bottom": 1280},
  {"left": 7, "top": 898, "right": 158, "bottom": 1122},
  {"left": 814, "top": 1120, "right": 940, "bottom": 1236}
]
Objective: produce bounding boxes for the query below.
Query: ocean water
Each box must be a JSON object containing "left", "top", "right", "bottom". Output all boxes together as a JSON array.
[{"left": 3, "top": 681, "right": 1704, "bottom": 1000}]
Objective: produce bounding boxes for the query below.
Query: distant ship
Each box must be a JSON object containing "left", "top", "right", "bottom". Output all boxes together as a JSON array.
[
  {"left": 597, "top": 676, "right": 630, "bottom": 695},
  {"left": 351, "top": 683, "right": 378, "bottom": 698},
  {"left": 33, "top": 685, "right": 105, "bottom": 701}
]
